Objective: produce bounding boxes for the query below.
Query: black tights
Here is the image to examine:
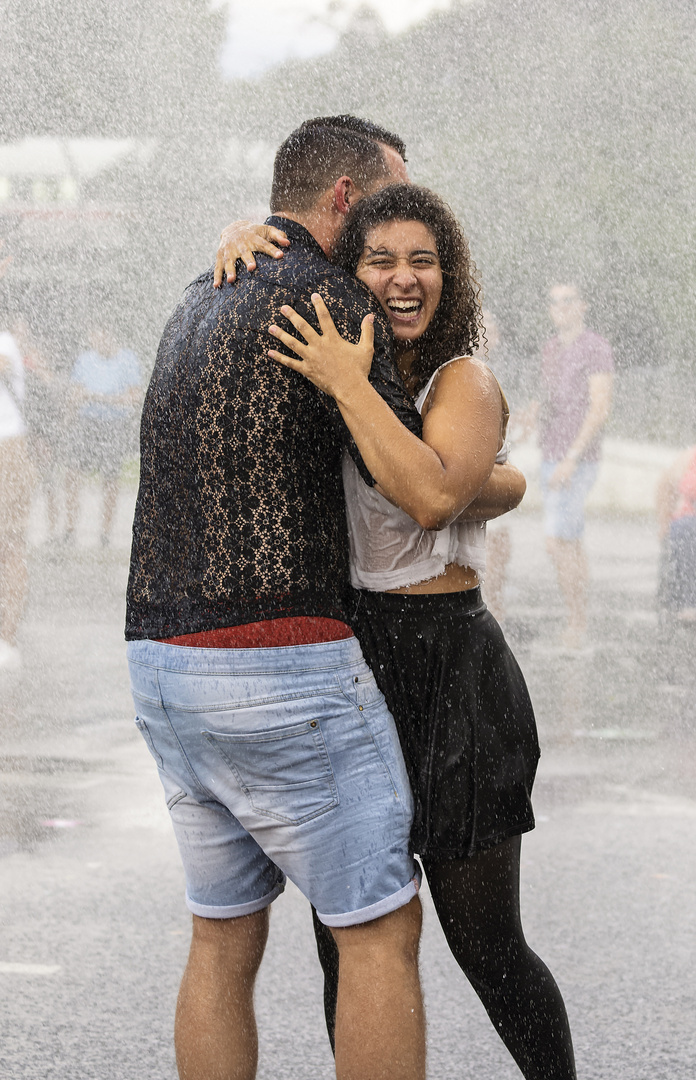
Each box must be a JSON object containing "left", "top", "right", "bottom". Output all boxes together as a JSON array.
[{"left": 312, "top": 836, "right": 576, "bottom": 1080}]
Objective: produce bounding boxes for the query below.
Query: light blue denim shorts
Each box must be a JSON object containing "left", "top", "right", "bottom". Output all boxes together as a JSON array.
[
  {"left": 540, "top": 460, "right": 599, "bottom": 541},
  {"left": 127, "top": 636, "right": 419, "bottom": 926}
]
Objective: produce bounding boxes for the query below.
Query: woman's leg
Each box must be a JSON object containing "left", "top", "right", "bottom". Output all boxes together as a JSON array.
[
  {"left": 312, "top": 905, "right": 340, "bottom": 1052},
  {"left": 423, "top": 836, "right": 576, "bottom": 1080}
]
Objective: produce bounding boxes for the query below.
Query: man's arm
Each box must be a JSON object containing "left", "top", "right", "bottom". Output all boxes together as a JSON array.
[{"left": 549, "top": 371, "right": 613, "bottom": 489}]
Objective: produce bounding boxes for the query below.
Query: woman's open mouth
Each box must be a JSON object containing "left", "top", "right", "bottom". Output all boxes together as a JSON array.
[{"left": 386, "top": 298, "right": 423, "bottom": 321}]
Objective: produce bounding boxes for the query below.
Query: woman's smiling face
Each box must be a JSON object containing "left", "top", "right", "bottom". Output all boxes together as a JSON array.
[{"left": 355, "top": 219, "right": 443, "bottom": 345}]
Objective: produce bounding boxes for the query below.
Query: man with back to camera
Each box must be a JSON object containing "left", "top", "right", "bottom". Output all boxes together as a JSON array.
[
  {"left": 531, "top": 280, "right": 614, "bottom": 650},
  {"left": 126, "top": 117, "right": 428, "bottom": 1080}
]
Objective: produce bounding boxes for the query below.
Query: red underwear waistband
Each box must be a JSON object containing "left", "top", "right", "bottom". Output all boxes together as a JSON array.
[{"left": 157, "top": 616, "right": 354, "bottom": 649}]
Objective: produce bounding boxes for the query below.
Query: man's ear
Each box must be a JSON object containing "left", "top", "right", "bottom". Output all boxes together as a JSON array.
[{"left": 333, "top": 176, "right": 359, "bottom": 215}]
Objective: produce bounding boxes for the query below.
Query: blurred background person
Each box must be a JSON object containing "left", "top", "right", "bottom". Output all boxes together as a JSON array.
[
  {"left": 11, "top": 318, "right": 68, "bottom": 544},
  {"left": 0, "top": 322, "right": 37, "bottom": 671},
  {"left": 64, "top": 326, "right": 142, "bottom": 548},
  {"left": 528, "top": 281, "right": 614, "bottom": 650},
  {"left": 657, "top": 443, "right": 696, "bottom": 623},
  {"left": 0, "top": 238, "right": 12, "bottom": 281}
]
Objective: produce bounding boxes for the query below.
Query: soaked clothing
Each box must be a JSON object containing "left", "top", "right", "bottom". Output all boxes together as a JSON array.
[
  {"left": 312, "top": 591, "right": 571, "bottom": 1075},
  {"left": 344, "top": 357, "right": 509, "bottom": 590},
  {"left": 126, "top": 217, "right": 420, "bottom": 641},
  {"left": 353, "top": 587, "right": 540, "bottom": 858}
]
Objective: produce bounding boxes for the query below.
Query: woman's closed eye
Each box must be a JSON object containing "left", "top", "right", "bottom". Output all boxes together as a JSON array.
[
  {"left": 362, "top": 252, "right": 440, "bottom": 270},
  {"left": 363, "top": 255, "right": 396, "bottom": 268}
]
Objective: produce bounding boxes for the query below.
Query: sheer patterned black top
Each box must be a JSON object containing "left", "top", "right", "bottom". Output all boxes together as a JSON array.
[{"left": 125, "top": 217, "right": 421, "bottom": 640}]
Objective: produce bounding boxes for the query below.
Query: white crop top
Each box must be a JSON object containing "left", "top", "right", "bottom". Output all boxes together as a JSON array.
[{"left": 343, "top": 357, "right": 508, "bottom": 592}]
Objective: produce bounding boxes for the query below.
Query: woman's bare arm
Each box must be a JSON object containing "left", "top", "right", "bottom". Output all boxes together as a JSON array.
[
  {"left": 373, "top": 461, "right": 526, "bottom": 521},
  {"left": 456, "top": 462, "right": 526, "bottom": 520},
  {"left": 268, "top": 295, "right": 502, "bottom": 531}
]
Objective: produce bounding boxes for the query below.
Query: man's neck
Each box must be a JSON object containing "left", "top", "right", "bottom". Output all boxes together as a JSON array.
[
  {"left": 272, "top": 209, "right": 341, "bottom": 259},
  {"left": 558, "top": 323, "right": 585, "bottom": 346}
]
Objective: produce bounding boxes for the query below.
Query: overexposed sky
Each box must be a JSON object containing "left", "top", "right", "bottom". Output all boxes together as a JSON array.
[{"left": 212, "top": 0, "right": 457, "bottom": 80}]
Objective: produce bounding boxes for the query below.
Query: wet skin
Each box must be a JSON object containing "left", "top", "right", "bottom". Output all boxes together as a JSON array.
[
  {"left": 354, "top": 220, "right": 479, "bottom": 595},
  {"left": 355, "top": 220, "right": 443, "bottom": 360}
]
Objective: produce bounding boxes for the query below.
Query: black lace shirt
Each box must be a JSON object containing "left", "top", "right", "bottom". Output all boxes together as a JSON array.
[{"left": 125, "top": 217, "right": 421, "bottom": 640}]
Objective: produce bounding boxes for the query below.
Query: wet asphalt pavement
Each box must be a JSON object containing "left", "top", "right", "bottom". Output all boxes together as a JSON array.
[{"left": 1, "top": 481, "right": 695, "bottom": 1079}]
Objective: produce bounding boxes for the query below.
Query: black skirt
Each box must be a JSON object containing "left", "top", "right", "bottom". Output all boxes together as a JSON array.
[{"left": 353, "top": 587, "right": 540, "bottom": 860}]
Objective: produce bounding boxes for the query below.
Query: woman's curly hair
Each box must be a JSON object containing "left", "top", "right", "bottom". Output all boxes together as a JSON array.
[{"left": 333, "top": 183, "right": 482, "bottom": 395}]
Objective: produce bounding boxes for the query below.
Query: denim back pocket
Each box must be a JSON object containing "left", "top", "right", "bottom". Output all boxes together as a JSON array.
[
  {"left": 134, "top": 715, "right": 164, "bottom": 769},
  {"left": 203, "top": 719, "right": 339, "bottom": 825}
]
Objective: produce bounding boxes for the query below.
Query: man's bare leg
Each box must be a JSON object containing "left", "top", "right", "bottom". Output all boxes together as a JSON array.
[
  {"left": 175, "top": 909, "right": 269, "bottom": 1080},
  {"left": 547, "top": 537, "right": 588, "bottom": 647},
  {"left": 331, "top": 896, "right": 426, "bottom": 1080}
]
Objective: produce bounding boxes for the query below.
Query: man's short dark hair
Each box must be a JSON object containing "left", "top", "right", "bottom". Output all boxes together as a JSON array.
[
  {"left": 269, "top": 115, "right": 405, "bottom": 214},
  {"left": 298, "top": 115, "right": 407, "bottom": 161}
]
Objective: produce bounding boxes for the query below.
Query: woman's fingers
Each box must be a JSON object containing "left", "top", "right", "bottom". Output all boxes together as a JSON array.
[
  {"left": 214, "top": 223, "right": 290, "bottom": 288},
  {"left": 240, "top": 246, "right": 259, "bottom": 272},
  {"left": 213, "top": 248, "right": 226, "bottom": 288},
  {"left": 279, "top": 304, "right": 317, "bottom": 342},
  {"left": 267, "top": 349, "right": 303, "bottom": 372},
  {"left": 246, "top": 234, "right": 287, "bottom": 260},
  {"left": 310, "top": 293, "right": 339, "bottom": 338},
  {"left": 266, "top": 227, "right": 291, "bottom": 247},
  {"left": 268, "top": 324, "right": 308, "bottom": 358}
]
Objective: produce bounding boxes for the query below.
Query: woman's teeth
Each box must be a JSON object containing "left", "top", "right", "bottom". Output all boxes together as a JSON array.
[{"left": 387, "top": 299, "right": 422, "bottom": 315}]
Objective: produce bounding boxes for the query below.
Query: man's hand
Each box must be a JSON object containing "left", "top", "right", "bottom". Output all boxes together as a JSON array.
[
  {"left": 213, "top": 221, "right": 290, "bottom": 287},
  {"left": 549, "top": 457, "right": 577, "bottom": 489}
]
